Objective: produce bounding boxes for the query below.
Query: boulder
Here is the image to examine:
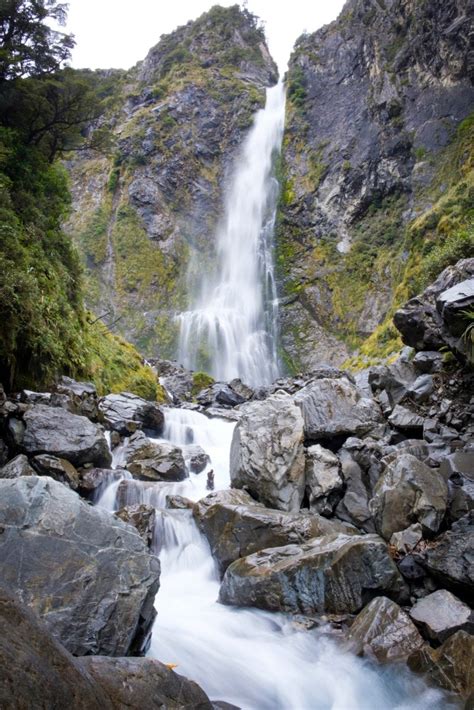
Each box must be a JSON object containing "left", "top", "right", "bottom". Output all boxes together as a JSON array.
[
  {"left": 182, "top": 444, "right": 210, "bottom": 473},
  {"left": 305, "top": 444, "right": 344, "bottom": 516},
  {"left": 197, "top": 383, "right": 245, "bottom": 408},
  {"left": 409, "top": 590, "right": 474, "bottom": 644},
  {"left": 369, "top": 454, "right": 448, "bottom": 540},
  {"left": 348, "top": 596, "right": 424, "bottom": 663},
  {"left": 0, "top": 587, "right": 111, "bottom": 710},
  {"left": 394, "top": 258, "right": 474, "bottom": 358},
  {"left": 390, "top": 523, "right": 423, "bottom": 556},
  {"left": 166, "top": 494, "right": 194, "bottom": 510},
  {"left": 335, "top": 448, "right": 374, "bottom": 532},
  {"left": 0, "top": 476, "right": 160, "bottom": 656},
  {"left": 31, "top": 453, "right": 80, "bottom": 489},
  {"left": 7, "top": 416, "right": 25, "bottom": 446},
  {"left": 294, "top": 378, "right": 383, "bottom": 441},
  {"left": 0, "top": 453, "right": 35, "bottom": 478},
  {"left": 115, "top": 504, "right": 156, "bottom": 548},
  {"left": 99, "top": 392, "right": 164, "bottom": 435},
  {"left": 407, "top": 374, "right": 434, "bottom": 402},
  {"left": 22, "top": 405, "right": 111, "bottom": 468},
  {"left": 124, "top": 431, "right": 187, "bottom": 482},
  {"left": 421, "top": 512, "right": 474, "bottom": 595},
  {"left": 53, "top": 376, "right": 99, "bottom": 420},
  {"left": 408, "top": 631, "right": 474, "bottom": 700},
  {"left": 413, "top": 351, "right": 443, "bottom": 374},
  {"left": 77, "top": 656, "right": 212, "bottom": 709},
  {"left": 230, "top": 393, "right": 305, "bottom": 511},
  {"left": 194, "top": 491, "right": 356, "bottom": 575},
  {"left": 219, "top": 533, "right": 407, "bottom": 615},
  {"left": 388, "top": 405, "right": 424, "bottom": 434}
]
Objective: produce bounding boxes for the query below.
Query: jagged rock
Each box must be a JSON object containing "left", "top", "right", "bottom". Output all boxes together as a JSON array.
[
  {"left": 193, "top": 491, "right": 357, "bottom": 575},
  {"left": 368, "top": 359, "right": 417, "bottom": 406},
  {"left": 155, "top": 361, "right": 194, "bottom": 404},
  {"left": 19, "top": 390, "right": 52, "bottom": 406},
  {"left": 390, "top": 523, "right": 423, "bottom": 556},
  {"left": 420, "top": 512, "right": 474, "bottom": 595},
  {"left": 448, "top": 474, "right": 474, "bottom": 523},
  {"left": 369, "top": 454, "right": 448, "bottom": 540},
  {"left": 408, "top": 631, "right": 474, "bottom": 700},
  {"left": 294, "top": 378, "right": 383, "bottom": 442},
  {"left": 198, "top": 383, "right": 246, "bottom": 408},
  {"left": 305, "top": 444, "right": 344, "bottom": 516},
  {"left": 22, "top": 404, "right": 111, "bottom": 468},
  {"left": 413, "top": 351, "right": 443, "bottom": 374},
  {"left": 7, "top": 416, "right": 25, "bottom": 446},
  {"left": 0, "top": 587, "right": 111, "bottom": 710},
  {"left": 53, "top": 376, "right": 99, "bottom": 420},
  {"left": 99, "top": 392, "right": 164, "bottom": 435},
  {"left": 230, "top": 393, "right": 305, "bottom": 512},
  {"left": 182, "top": 444, "right": 210, "bottom": 473},
  {"left": 31, "top": 453, "right": 80, "bottom": 489},
  {"left": 394, "top": 259, "right": 474, "bottom": 359},
  {"left": 219, "top": 533, "right": 407, "bottom": 615},
  {"left": 77, "top": 656, "right": 213, "bottom": 709},
  {"left": 166, "top": 494, "right": 194, "bottom": 510},
  {"left": 124, "top": 431, "right": 187, "bottom": 482},
  {"left": 348, "top": 596, "right": 424, "bottom": 663},
  {"left": 335, "top": 447, "right": 374, "bottom": 532},
  {"left": 398, "top": 555, "right": 426, "bottom": 581},
  {"left": 0, "top": 453, "right": 35, "bottom": 478},
  {"left": 115, "top": 504, "right": 156, "bottom": 548},
  {"left": 409, "top": 590, "right": 474, "bottom": 644},
  {"left": 0, "top": 476, "right": 160, "bottom": 656},
  {"left": 407, "top": 374, "right": 434, "bottom": 402},
  {"left": 440, "top": 451, "right": 474, "bottom": 478},
  {"left": 78, "top": 467, "right": 127, "bottom": 498},
  {"left": 229, "top": 378, "right": 254, "bottom": 401},
  {"left": 388, "top": 405, "right": 424, "bottom": 433}
]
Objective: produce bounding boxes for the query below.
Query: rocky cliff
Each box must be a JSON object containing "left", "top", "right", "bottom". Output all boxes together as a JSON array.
[
  {"left": 65, "top": 5, "right": 277, "bottom": 357},
  {"left": 278, "top": 0, "right": 474, "bottom": 371}
]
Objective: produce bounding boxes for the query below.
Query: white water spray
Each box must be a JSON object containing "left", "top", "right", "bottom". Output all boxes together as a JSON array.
[{"left": 177, "top": 82, "right": 285, "bottom": 386}]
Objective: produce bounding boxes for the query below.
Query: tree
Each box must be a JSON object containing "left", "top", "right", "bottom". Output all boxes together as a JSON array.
[{"left": 0, "top": 0, "right": 74, "bottom": 82}]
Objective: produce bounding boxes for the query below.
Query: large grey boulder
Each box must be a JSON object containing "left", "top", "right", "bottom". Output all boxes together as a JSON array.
[
  {"left": 193, "top": 490, "right": 356, "bottom": 575},
  {"left": 230, "top": 393, "right": 305, "bottom": 512},
  {"left": 335, "top": 448, "right": 374, "bottom": 532},
  {"left": 305, "top": 444, "right": 344, "bottom": 516},
  {"left": 219, "top": 533, "right": 407, "bottom": 615},
  {"left": 99, "top": 392, "right": 164, "bottom": 435},
  {"left": 348, "top": 596, "right": 424, "bottom": 663},
  {"left": 409, "top": 590, "right": 474, "bottom": 643},
  {"left": 294, "top": 377, "right": 383, "bottom": 441},
  {"left": 369, "top": 454, "right": 448, "bottom": 540},
  {"left": 0, "top": 587, "right": 111, "bottom": 710},
  {"left": 77, "top": 656, "right": 213, "bottom": 709},
  {"left": 388, "top": 405, "right": 424, "bottom": 434},
  {"left": 408, "top": 631, "right": 474, "bottom": 701},
  {"left": 31, "top": 453, "right": 80, "bottom": 489},
  {"left": 420, "top": 512, "right": 473, "bottom": 595},
  {"left": 22, "top": 404, "right": 111, "bottom": 468},
  {"left": 53, "top": 376, "right": 99, "bottom": 420},
  {"left": 394, "top": 258, "right": 474, "bottom": 359},
  {"left": 124, "top": 431, "right": 187, "bottom": 482},
  {"left": 0, "top": 476, "right": 160, "bottom": 656}
]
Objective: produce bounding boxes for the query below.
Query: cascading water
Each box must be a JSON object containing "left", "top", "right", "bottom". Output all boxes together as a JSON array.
[
  {"left": 94, "top": 84, "right": 453, "bottom": 709},
  {"left": 97, "top": 408, "right": 451, "bottom": 709},
  {"left": 177, "top": 82, "right": 285, "bottom": 387}
]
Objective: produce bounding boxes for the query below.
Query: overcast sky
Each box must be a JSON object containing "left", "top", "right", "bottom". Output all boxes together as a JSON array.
[{"left": 64, "top": 0, "right": 346, "bottom": 74}]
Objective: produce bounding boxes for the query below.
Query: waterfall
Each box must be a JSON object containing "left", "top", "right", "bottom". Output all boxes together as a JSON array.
[{"left": 177, "top": 81, "right": 285, "bottom": 386}]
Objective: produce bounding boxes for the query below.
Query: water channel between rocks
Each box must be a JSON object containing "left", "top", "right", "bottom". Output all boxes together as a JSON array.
[{"left": 96, "top": 407, "right": 452, "bottom": 710}]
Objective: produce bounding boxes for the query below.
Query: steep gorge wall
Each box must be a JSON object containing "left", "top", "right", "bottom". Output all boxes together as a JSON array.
[
  {"left": 278, "top": 0, "right": 474, "bottom": 371},
  {"left": 65, "top": 5, "right": 277, "bottom": 358}
]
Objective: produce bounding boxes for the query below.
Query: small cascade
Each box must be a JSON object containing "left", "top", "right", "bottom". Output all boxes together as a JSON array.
[
  {"left": 177, "top": 82, "right": 286, "bottom": 387},
  {"left": 94, "top": 408, "right": 451, "bottom": 710}
]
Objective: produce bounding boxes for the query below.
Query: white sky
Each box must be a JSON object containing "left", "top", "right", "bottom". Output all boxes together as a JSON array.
[{"left": 64, "top": 0, "right": 346, "bottom": 74}]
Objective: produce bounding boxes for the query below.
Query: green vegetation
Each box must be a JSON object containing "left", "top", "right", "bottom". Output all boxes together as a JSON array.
[
  {"left": 191, "top": 371, "right": 215, "bottom": 397},
  {"left": 0, "top": 1, "right": 163, "bottom": 399}
]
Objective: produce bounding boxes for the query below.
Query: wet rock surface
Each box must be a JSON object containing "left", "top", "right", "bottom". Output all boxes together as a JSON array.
[
  {"left": 219, "top": 533, "right": 407, "bottom": 615},
  {"left": 22, "top": 404, "right": 111, "bottom": 468},
  {"left": 99, "top": 392, "right": 164, "bottom": 435},
  {"left": 230, "top": 393, "right": 305, "bottom": 511},
  {"left": 348, "top": 596, "right": 424, "bottom": 663},
  {"left": 124, "top": 431, "right": 187, "bottom": 482},
  {"left": 407, "top": 631, "right": 474, "bottom": 700},
  {"left": 0, "top": 476, "right": 160, "bottom": 656},
  {"left": 409, "top": 590, "right": 474, "bottom": 644}
]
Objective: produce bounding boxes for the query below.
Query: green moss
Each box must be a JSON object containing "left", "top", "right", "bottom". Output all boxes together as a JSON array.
[{"left": 191, "top": 371, "right": 214, "bottom": 396}]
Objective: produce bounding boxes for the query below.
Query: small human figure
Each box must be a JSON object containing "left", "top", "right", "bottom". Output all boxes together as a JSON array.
[{"left": 206, "top": 469, "right": 215, "bottom": 491}]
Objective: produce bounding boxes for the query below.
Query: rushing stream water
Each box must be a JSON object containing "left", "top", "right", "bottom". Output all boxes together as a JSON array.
[
  {"left": 96, "top": 408, "right": 452, "bottom": 710},
  {"left": 177, "top": 82, "right": 285, "bottom": 386}
]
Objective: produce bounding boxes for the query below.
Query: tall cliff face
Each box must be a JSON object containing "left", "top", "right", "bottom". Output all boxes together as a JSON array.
[
  {"left": 65, "top": 5, "right": 277, "bottom": 357},
  {"left": 278, "top": 0, "right": 474, "bottom": 371}
]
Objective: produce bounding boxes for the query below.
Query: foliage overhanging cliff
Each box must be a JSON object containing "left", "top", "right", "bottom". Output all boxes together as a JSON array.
[{"left": 278, "top": 0, "right": 474, "bottom": 372}]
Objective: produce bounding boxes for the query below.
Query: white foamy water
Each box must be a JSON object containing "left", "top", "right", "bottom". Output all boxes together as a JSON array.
[
  {"left": 177, "top": 82, "right": 285, "bottom": 386},
  {"left": 96, "top": 408, "right": 452, "bottom": 710}
]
